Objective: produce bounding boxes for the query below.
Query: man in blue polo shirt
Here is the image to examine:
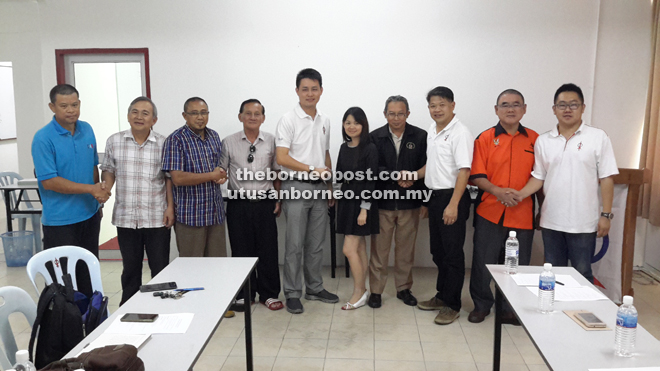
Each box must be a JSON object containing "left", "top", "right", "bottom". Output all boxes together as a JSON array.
[{"left": 32, "top": 84, "right": 110, "bottom": 296}]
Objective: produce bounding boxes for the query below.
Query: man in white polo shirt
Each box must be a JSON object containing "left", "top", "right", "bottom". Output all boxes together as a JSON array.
[
  {"left": 514, "top": 83, "right": 618, "bottom": 283},
  {"left": 276, "top": 68, "right": 338, "bottom": 314},
  {"left": 416, "top": 86, "right": 474, "bottom": 325}
]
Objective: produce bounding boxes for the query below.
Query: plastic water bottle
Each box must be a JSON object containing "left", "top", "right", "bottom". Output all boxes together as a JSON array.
[
  {"left": 538, "top": 263, "right": 555, "bottom": 314},
  {"left": 504, "top": 231, "right": 519, "bottom": 274},
  {"left": 13, "top": 350, "right": 36, "bottom": 371},
  {"left": 615, "top": 295, "right": 638, "bottom": 357}
]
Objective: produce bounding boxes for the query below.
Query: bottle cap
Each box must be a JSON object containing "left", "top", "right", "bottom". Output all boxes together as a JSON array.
[
  {"left": 509, "top": 231, "right": 517, "bottom": 238},
  {"left": 622, "top": 295, "right": 633, "bottom": 305},
  {"left": 15, "top": 350, "right": 28, "bottom": 364},
  {"left": 543, "top": 263, "right": 552, "bottom": 271}
]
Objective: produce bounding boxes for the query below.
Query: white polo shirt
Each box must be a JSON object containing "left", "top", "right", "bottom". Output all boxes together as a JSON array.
[
  {"left": 531, "top": 122, "right": 618, "bottom": 233},
  {"left": 275, "top": 103, "right": 331, "bottom": 173},
  {"left": 424, "top": 116, "right": 474, "bottom": 190}
]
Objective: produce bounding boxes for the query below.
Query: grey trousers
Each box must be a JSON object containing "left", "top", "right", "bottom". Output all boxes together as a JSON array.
[{"left": 281, "top": 180, "right": 329, "bottom": 299}]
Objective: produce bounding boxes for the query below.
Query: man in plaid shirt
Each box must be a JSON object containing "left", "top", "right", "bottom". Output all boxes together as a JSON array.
[
  {"left": 162, "top": 97, "right": 228, "bottom": 257},
  {"left": 101, "top": 96, "right": 175, "bottom": 305}
]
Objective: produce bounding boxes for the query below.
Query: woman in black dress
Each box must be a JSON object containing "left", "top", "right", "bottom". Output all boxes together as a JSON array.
[{"left": 336, "top": 107, "right": 379, "bottom": 310}]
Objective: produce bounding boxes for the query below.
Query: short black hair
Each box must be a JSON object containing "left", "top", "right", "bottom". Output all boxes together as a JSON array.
[
  {"left": 554, "top": 83, "right": 584, "bottom": 104},
  {"left": 239, "top": 99, "right": 265, "bottom": 115},
  {"left": 128, "top": 96, "right": 158, "bottom": 118},
  {"left": 341, "top": 107, "right": 371, "bottom": 148},
  {"left": 49, "top": 84, "right": 79, "bottom": 104},
  {"left": 496, "top": 89, "right": 525, "bottom": 105},
  {"left": 296, "top": 68, "right": 322, "bottom": 88},
  {"left": 183, "top": 97, "right": 207, "bottom": 112},
  {"left": 426, "top": 86, "right": 454, "bottom": 103}
]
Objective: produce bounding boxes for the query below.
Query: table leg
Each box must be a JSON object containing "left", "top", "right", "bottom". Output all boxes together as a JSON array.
[
  {"left": 243, "top": 278, "right": 253, "bottom": 371},
  {"left": 4, "top": 190, "right": 12, "bottom": 232},
  {"left": 330, "top": 206, "right": 336, "bottom": 278},
  {"left": 493, "top": 286, "right": 502, "bottom": 371}
]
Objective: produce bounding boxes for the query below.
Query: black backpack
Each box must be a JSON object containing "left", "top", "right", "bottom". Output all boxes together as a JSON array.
[{"left": 29, "top": 274, "right": 85, "bottom": 369}]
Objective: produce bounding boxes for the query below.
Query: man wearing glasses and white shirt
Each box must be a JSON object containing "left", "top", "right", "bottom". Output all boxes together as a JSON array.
[
  {"left": 220, "top": 99, "right": 284, "bottom": 312},
  {"left": 513, "top": 83, "right": 618, "bottom": 283},
  {"left": 162, "top": 97, "right": 228, "bottom": 258}
]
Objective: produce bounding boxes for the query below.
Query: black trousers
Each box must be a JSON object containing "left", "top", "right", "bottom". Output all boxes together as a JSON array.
[
  {"left": 226, "top": 199, "right": 280, "bottom": 302},
  {"left": 116, "top": 226, "right": 171, "bottom": 305},
  {"left": 42, "top": 211, "right": 101, "bottom": 297},
  {"left": 428, "top": 190, "right": 471, "bottom": 312},
  {"left": 469, "top": 214, "right": 534, "bottom": 312}
]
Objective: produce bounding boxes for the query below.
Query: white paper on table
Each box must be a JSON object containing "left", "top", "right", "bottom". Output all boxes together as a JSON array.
[
  {"left": 526, "top": 286, "right": 609, "bottom": 301},
  {"left": 104, "top": 313, "right": 194, "bottom": 335},
  {"left": 511, "top": 274, "right": 581, "bottom": 287},
  {"left": 589, "top": 368, "right": 660, "bottom": 371}
]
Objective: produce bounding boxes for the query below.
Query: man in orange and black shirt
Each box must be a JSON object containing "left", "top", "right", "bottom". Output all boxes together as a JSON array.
[{"left": 468, "top": 89, "right": 539, "bottom": 323}]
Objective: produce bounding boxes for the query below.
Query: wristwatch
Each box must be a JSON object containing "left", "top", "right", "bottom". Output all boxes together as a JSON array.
[
  {"left": 600, "top": 212, "right": 614, "bottom": 220},
  {"left": 308, "top": 165, "right": 315, "bottom": 173}
]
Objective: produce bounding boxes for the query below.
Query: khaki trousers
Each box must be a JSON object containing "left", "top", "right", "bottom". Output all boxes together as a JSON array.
[
  {"left": 174, "top": 222, "right": 227, "bottom": 257},
  {"left": 369, "top": 208, "right": 420, "bottom": 294}
]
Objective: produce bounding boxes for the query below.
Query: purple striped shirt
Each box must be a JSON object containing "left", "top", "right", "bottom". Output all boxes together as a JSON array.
[{"left": 162, "top": 125, "right": 224, "bottom": 227}]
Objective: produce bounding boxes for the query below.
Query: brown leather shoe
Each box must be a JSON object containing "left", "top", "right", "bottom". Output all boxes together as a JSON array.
[
  {"left": 501, "top": 311, "right": 521, "bottom": 326},
  {"left": 468, "top": 309, "right": 490, "bottom": 323}
]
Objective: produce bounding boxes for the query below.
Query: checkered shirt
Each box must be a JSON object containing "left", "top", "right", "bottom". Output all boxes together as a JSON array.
[
  {"left": 100, "top": 130, "right": 168, "bottom": 229},
  {"left": 162, "top": 125, "right": 224, "bottom": 227}
]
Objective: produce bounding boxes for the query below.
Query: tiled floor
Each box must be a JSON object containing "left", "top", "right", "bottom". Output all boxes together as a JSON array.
[{"left": 1, "top": 252, "right": 659, "bottom": 371}]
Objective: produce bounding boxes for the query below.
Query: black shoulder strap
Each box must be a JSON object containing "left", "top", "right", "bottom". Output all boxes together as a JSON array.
[{"left": 29, "top": 284, "right": 57, "bottom": 362}]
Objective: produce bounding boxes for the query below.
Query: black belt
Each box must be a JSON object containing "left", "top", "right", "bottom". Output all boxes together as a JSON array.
[
  {"left": 430, "top": 189, "right": 454, "bottom": 197},
  {"left": 292, "top": 177, "right": 325, "bottom": 184}
]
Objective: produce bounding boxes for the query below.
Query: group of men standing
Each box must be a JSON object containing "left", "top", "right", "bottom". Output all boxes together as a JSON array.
[{"left": 32, "top": 69, "right": 617, "bottom": 325}]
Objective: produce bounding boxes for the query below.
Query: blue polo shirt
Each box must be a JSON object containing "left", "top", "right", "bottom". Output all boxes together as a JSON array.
[{"left": 32, "top": 117, "right": 100, "bottom": 226}]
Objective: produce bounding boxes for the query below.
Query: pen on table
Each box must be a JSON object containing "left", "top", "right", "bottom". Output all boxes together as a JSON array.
[
  {"left": 556, "top": 281, "right": 565, "bottom": 286},
  {"left": 175, "top": 287, "right": 205, "bottom": 292}
]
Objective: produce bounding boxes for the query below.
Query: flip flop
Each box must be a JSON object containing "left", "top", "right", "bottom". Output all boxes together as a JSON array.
[{"left": 263, "top": 298, "right": 284, "bottom": 311}]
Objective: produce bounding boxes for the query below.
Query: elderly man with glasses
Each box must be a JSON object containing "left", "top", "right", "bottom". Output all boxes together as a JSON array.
[
  {"left": 162, "top": 97, "right": 228, "bottom": 258},
  {"left": 219, "top": 99, "right": 284, "bottom": 312},
  {"left": 367, "top": 95, "right": 428, "bottom": 309},
  {"left": 466, "top": 89, "right": 540, "bottom": 324}
]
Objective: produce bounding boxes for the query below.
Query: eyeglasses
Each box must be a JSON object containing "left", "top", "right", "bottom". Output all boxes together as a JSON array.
[
  {"left": 247, "top": 144, "right": 256, "bottom": 163},
  {"left": 185, "top": 111, "right": 210, "bottom": 117},
  {"left": 387, "top": 112, "right": 407, "bottom": 119},
  {"left": 497, "top": 103, "right": 524, "bottom": 109},
  {"left": 554, "top": 103, "right": 582, "bottom": 111}
]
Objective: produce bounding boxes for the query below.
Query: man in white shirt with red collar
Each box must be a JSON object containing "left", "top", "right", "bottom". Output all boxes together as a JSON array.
[
  {"left": 514, "top": 83, "right": 618, "bottom": 283},
  {"left": 416, "top": 86, "right": 474, "bottom": 325}
]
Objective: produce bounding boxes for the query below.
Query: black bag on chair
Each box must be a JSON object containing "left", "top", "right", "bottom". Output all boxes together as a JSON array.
[{"left": 29, "top": 274, "right": 85, "bottom": 369}]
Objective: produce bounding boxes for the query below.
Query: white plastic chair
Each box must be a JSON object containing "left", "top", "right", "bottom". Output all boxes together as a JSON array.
[
  {"left": 26, "top": 245, "right": 105, "bottom": 297},
  {"left": 0, "top": 286, "right": 37, "bottom": 370},
  {"left": 0, "top": 172, "right": 43, "bottom": 252}
]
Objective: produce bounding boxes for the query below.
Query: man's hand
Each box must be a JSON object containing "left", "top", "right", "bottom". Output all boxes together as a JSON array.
[
  {"left": 328, "top": 193, "right": 335, "bottom": 208},
  {"left": 495, "top": 188, "right": 519, "bottom": 207},
  {"left": 274, "top": 201, "right": 282, "bottom": 217},
  {"left": 357, "top": 209, "right": 367, "bottom": 226},
  {"left": 507, "top": 189, "right": 525, "bottom": 203},
  {"left": 535, "top": 212, "right": 542, "bottom": 230},
  {"left": 213, "top": 167, "right": 228, "bottom": 184},
  {"left": 91, "top": 182, "right": 111, "bottom": 203},
  {"left": 398, "top": 171, "right": 414, "bottom": 188},
  {"left": 597, "top": 216, "right": 611, "bottom": 238},
  {"left": 163, "top": 206, "right": 175, "bottom": 228},
  {"left": 420, "top": 206, "right": 428, "bottom": 219},
  {"left": 443, "top": 203, "right": 458, "bottom": 225}
]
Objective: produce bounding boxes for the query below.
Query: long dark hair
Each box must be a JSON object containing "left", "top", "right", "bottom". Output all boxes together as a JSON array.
[{"left": 342, "top": 107, "right": 370, "bottom": 148}]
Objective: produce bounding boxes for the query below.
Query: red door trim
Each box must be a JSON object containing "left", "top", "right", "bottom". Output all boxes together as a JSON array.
[{"left": 55, "top": 48, "right": 151, "bottom": 98}]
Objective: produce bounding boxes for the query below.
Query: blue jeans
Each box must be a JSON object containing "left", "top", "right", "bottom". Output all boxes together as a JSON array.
[{"left": 541, "top": 228, "right": 597, "bottom": 283}]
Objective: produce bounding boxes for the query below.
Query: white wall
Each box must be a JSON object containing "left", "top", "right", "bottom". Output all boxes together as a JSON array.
[{"left": 0, "top": 0, "right": 653, "bottom": 267}]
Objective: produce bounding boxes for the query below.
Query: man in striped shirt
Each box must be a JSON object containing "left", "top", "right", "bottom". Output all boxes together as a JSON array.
[
  {"left": 162, "top": 97, "right": 228, "bottom": 257},
  {"left": 101, "top": 96, "right": 174, "bottom": 305}
]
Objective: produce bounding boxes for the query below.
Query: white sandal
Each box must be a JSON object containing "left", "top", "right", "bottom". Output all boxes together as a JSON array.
[{"left": 341, "top": 290, "right": 368, "bottom": 310}]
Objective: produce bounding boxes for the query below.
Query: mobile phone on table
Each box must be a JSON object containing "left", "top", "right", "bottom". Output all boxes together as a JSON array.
[
  {"left": 139, "top": 282, "right": 177, "bottom": 292},
  {"left": 575, "top": 312, "right": 606, "bottom": 328},
  {"left": 121, "top": 313, "right": 159, "bottom": 323}
]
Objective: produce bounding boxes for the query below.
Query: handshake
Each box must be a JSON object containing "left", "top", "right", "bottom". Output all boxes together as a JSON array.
[
  {"left": 498, "top": 188, "right": 526, "bottom": 207},
  {"left": 91, "top": 181, "right": 112, "bottom": 204},
  {"left": 213, "top": 167, "right": 228, "bottom": 185}
]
